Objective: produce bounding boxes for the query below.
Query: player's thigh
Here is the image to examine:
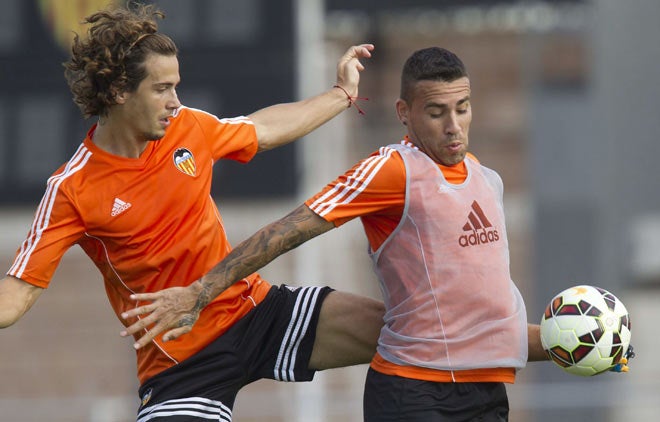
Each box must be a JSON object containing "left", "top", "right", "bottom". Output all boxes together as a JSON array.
[{"left": 309, "top": 290, "right": 384, "bottom": 370}]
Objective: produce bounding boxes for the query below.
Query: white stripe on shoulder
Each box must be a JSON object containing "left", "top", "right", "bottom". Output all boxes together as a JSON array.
[
  {"left": 219, "top": 116, "right": 252, "bottom": 125},
  {"left": 9, "top": 145, "right": 92, "bottom": 278},
  {"left": 309, "top": 146, "right": 396, "bottom": 217},
  {"left": 399, "top": 138, "right": 418, "bottom": 149},
  {"left": 179, "top": 105, "right": 253, "bottom": 125}
]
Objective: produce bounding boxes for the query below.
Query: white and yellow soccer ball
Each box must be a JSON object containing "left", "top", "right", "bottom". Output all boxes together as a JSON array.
[{"left": 540, "top": 285, "right": 632, "bottom": 376}]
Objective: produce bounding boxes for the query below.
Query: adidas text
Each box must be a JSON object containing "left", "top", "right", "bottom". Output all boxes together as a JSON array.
[{"left": 458, "top": 229, "right": 500, "bottom": 247}]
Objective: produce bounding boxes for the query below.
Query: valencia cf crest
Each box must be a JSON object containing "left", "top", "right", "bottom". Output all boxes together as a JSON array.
[
  {"left": 173, "top": 148, "right": 196, "bottom": 176},
  {"left": 141, "top": 388, "right": 153, "bottom": 407}
]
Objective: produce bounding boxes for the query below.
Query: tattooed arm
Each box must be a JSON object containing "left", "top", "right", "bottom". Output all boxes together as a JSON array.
[{"left": 121, "top": 204, "right": 335, "bottom": 349}]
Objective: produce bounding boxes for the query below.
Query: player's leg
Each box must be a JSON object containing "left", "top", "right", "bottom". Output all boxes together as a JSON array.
[
  {"left": 308, "top": 290, "right": 384, "bottom": 370},
  {"left": 249, "top": 285, "right": 383, "bottom": 381},
  {"left": 246, "top": 284, "right": 337, "bottom": 383}
]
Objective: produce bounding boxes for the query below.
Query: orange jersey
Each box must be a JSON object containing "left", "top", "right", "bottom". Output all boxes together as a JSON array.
[
  {"left": 305, "top": 138, "right": 517, "bottom": 383},
  {"left": 8, "top": 106, "right": 271, "bottom": 384},
  {"left": 306, "top": 138, "right": 476, "bottom": 251}
]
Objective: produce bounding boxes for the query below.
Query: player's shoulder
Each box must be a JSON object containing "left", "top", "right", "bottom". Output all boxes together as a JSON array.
[
  {"left": 465, "top": 152, "right": 480, "bottom": 164},
  {"left": 172, "top": 106, "right": 253, "bottom": 126},
  {"left": 170, "top": 105, "right": 205, "bottom": 124},
  {"left": 364, "top": 143, "right": 404, "bottom": 169},
  {"left": 43, "top": 143, "right": 95, "bottom": 203},
  {"left": 375, "top": 140, "right": 415, "bottom": 168},
  {"left": 372, "top": 139, "right": 414, "bottom": 160},
  {"left": 349, "top": 143, "right": 406, "bottom": 185}
]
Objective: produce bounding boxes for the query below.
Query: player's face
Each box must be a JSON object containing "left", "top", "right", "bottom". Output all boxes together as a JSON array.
[
  {"left": 396, "top": 77, "right": 472, "bottom": 166},
  {"left": 122, "top": 54, "right": 181, "bottom": 141}
]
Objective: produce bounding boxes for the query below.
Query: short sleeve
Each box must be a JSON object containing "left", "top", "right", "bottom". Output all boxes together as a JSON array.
[
  {"left": 184, "top": 108, "right": 258, "bottom": 163},
  {"left": 7, "top": 187, "right": 85, "bottom": 288},
  {"left": 305, "top": 146, "right": 406, "bottom": 226}
]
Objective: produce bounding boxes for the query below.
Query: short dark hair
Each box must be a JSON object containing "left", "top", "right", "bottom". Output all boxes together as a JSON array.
[
  {"left": 63, "top": 2, "right": 178, "bottom": 118},
  {"left": 400, "top": 47, "right": 468, "bottom": 102}
]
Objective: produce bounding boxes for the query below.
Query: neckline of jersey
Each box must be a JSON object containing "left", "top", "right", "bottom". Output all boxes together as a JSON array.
[{"left": 84, "top": 124, "right": 158, "bottom": 168}]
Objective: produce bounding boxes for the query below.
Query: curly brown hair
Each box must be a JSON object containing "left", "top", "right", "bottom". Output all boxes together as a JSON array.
[{"left": 63, "top": 2, "right": 178, "bottom": 118}]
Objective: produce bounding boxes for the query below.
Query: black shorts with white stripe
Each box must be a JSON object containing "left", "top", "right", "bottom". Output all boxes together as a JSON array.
[{"left": 135, "top": 284, "right": 333, "bottom": 422}]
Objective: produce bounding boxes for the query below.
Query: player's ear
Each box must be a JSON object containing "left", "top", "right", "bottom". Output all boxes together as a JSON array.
[
  {"left": 115, "top": 91, "right": 127, "bottom": 104},
  {"left": 395, "top": 98, "right": 408, "bottom": 126},
  {"left": 111, "top": 86, "right": 128, "bottom": 105}
]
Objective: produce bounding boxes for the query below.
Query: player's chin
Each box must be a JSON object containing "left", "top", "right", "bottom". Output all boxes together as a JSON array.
[
  {"left": 146, "top": 129, "right": 166, "bottom": 141},
  {"left": 443, "top": 151, "right": 466, "bottom": 166}
]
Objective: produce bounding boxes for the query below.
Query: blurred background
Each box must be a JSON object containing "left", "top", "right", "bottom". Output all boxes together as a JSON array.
[{"left": 1, "top": 0, "right": 659, "bottom": 421}]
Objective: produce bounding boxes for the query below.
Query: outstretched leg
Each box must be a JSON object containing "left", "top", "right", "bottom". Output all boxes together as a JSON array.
[{"left": 309, "top": 291, "right": 385, "bottom": 370}]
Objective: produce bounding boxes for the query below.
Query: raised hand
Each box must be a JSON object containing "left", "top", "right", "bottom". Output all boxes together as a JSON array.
[{"left": 335, "top": 43, "right": 374, "bottom": 98}]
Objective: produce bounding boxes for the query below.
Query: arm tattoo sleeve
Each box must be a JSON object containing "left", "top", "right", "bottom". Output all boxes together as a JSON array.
[{"left": 197, "top": 204, "right": 333, "bottom": 308}]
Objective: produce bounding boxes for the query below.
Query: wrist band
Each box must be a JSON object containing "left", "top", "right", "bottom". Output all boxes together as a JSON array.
[{"left": 333, "top": 84, "right": 368, "bottom": 115}]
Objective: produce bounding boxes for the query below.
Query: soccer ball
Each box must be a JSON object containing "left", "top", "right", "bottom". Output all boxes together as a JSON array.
[{"left": 540, "top": 285, "right": 631, "bottom": 376}]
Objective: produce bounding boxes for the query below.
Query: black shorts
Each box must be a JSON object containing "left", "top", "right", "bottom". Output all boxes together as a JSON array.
[
  {"left": 135, "top": 284, "right": 333, "bottom": 422},
  {"left": 363, "top": 368, "right": 509, "bottom": 422}
]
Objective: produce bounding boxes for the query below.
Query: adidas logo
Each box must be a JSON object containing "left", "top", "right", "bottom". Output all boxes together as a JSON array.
[
  {"left": 111, "top": 198, "right": 132, "bottom": 217},
  {"left": 458, "top": 200, "right": 500, "bottom": 247}
]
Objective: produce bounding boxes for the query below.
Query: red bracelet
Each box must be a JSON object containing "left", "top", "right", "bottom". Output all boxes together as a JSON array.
[{"left": 333, "top": 84, "right": 368, "bottom": 115}]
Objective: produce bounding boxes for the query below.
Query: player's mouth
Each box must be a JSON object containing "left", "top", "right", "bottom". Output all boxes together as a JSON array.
[
  {"left": 159, "top": 117, "right": 171, "bottom": 128},
  {"left": 446, "top": 141, "right": 463, "bottom": 152}
]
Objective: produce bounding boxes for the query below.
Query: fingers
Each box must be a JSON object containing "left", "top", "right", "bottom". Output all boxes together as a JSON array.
[
  {"left": 118, "top": 296, "right": 170, "bottom": 348},
  {"left": 339, "top": 44, "right": 374, "bottom": 69},
  {"left": 336, "top": 43, "right": 374, "bottom": 93},
  {"left": 117, "top": 286, "right": 200, "bottom": 349},
  {"left": 347, "top": 43, "right": 374, "bottom": 59},
  {"left": 119, "top": 292, "right": 161, "bottom": 319},
  {"left": 120, "top": 311, "right": 180, "bottom": 349},
  {"left": 122, "top": 319, "right": 194, "bottom": 349},
  {"left": 128, "top": 292, "right": 160, "bottom": 302},
  {"left": 119, "top": 304, "right": 197, "bottom": 349},
  {"left": 162, "top": 326, "right": 192, "bottom": 342},
  {"left": 121, "top": 303, "right": 155, "bottom": 320},
  {"left": 132, "top": 327, "right": 159, "bottom": 350},
  {"left": 120, "top": 311, "right": 157, "bottom": 337}
]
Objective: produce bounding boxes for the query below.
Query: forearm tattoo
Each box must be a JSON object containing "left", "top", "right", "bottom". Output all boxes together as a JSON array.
[{"left": 197, "top": 205, "right": 330, "bottom": 309}]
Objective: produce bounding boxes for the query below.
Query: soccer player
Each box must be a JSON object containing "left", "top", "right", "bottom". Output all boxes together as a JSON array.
[
  {"left": 0, "top": 3, "right": 383, "bottom": 421},
  {"left": 124, "top": 46, "right": 552, "bottom": 421}
]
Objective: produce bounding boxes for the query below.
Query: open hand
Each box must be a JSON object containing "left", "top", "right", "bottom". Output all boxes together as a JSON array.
[
  {"left": 120, "top": 283, "right": 202, "bottom": 349},
  {"left": 335, "top": 43, "right": 374, "bottom": 98}
]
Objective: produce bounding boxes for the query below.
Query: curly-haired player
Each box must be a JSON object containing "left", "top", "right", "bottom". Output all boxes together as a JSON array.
[{"left": 0, "top": 3, "right": 383, "bottom": 421}]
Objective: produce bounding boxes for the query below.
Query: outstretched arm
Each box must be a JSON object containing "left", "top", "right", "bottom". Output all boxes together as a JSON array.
[
  {"left": 250, "top": 43, "right": 373, "bottom": 152},
  {"left": 527, "top": 323, "right": 548, "bottom": 362},
  {"left": 0, "top": 276, "right": 44, "bottom": 328},
  {"left": 121, "top": 205, "right": 334, "bottom": 349}
]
